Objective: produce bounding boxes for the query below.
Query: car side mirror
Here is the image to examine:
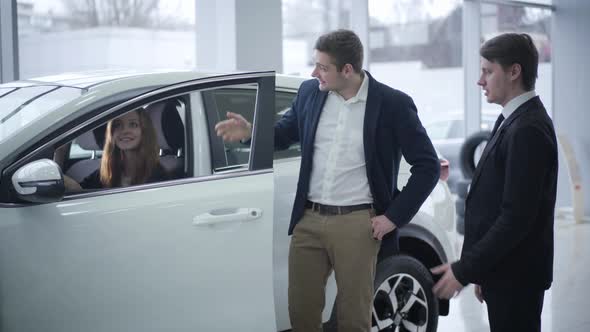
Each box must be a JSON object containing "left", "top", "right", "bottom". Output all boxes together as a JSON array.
[{"left": 11, "top": 159, "right": 65, "bottom": 203}]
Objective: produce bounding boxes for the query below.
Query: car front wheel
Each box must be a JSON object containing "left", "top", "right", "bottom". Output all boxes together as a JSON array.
[{"left": 372, "top": 255, "right": 439, "bottom": 332}]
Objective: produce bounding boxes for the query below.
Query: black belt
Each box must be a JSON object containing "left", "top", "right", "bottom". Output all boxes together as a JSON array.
[{"left": 306, "top": 200, "right": 373, "bottom": 216}]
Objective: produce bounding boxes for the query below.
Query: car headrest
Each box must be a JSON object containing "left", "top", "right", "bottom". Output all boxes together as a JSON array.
[
  {"left": 93, "top": 124, "right": 107, "bottom": 149},
  {"left": 76, "top": 128, "right": 101, "bottom": 151},
  {"left": 146, "top": 99, "right": 185, "bottom": 152}
]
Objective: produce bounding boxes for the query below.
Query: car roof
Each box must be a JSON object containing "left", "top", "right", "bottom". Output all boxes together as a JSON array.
[
  {"left": 0, "top": 70, "right": 193, "bottom": 89},
  {"left": 0, "top": 70, "right": 305, "bottom": 91}
]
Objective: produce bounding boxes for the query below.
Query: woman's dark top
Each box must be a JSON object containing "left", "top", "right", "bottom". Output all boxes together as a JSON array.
[{"left": 80, "top": 163, "right": 171, "bottom": 189}]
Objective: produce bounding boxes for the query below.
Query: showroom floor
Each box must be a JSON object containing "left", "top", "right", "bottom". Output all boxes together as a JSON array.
[{"left": 438, "top": 216, "right": 590, "bottom": 332}]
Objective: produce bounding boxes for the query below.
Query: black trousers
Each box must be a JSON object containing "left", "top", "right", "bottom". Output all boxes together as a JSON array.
[{"left": 482, "top": 286, "right": 545, "bottom": 332}]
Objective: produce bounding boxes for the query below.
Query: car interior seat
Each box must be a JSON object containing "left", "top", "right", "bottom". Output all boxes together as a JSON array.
[
  {"left": 145, "top": 98, "right": 186, "bottom": 179},
  {"left": 65, "top": 127, "right": 104, "bottom": 183}
]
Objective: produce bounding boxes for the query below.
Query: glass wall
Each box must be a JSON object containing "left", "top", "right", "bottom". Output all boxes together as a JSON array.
[
  {"left": 282, "top": 0, "right": 352, "bottom": 76},
  {"left": 480, "top": 3, "right": 553, "bottom": 119},
  {"left": 367, "top": 0, "right": 463, "bottom": 137},
  {"left": 16, "top": 0, "right": 196, "bottom": 79}
]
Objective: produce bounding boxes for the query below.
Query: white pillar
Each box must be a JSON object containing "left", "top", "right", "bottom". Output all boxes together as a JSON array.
[
  {"left": 463, "top": 0, "right": 482, "bottom": 136},
  {"left": 195, "top": 0, "right": 282, "bottom": 73},
  {"left": 0, "top": 0, "right": 19, "bottom": 83},
  {"left": 553, "top": 0, "right": 590, "bottom": 221},
  {"left": 350, "top": 0, "right": 370, "bottom": 69}
]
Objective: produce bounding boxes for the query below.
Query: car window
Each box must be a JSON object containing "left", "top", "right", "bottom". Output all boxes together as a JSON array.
[
  {"left": 69, "top": 139, "right": 102, "bottom": 159},
  {"left": 202, "top": 87, "right": 300, "bottom": 166},
  {"left": 3, "top": 75, "right": 278, "bottom": 204},
  {"left": 273, "top": 91, "right": 301, "bottom": 159},
  {"left": 202, "top": 85, "right": 256, "bottom": 171},
  {"left": 58, "top": 95, "right": 188, "bottom": 191}
]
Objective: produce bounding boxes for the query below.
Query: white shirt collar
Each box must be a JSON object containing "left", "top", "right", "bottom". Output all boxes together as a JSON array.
[
  {"left": 502, "top": 90, "right": 536, "bottom": 120},
  {"left": 330, "top": 70, "right": 369, "bottom": 104}
]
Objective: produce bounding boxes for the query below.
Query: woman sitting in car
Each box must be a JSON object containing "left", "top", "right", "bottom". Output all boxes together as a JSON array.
[{"left": 64, "top": 109, "right": 169, "bottom": 191}]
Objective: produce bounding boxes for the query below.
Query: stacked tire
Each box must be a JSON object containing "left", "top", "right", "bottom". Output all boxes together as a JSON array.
[
  {"left": 459, "top": 130, "right": 492, "bottom": 180},
  {"left": 456, "top": 130, "right": 492, "bottom": 235},
  {"left": 454, "top": 179, "right": 470, "bottom": 235}
]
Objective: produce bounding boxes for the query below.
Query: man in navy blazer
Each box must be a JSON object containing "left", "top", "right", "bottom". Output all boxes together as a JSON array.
[
  {"left": 216, "top": 30, "right": 439, "bottom": 331},
  {"left": 432, "top": 33, "right": 558, "bottom": 332}
]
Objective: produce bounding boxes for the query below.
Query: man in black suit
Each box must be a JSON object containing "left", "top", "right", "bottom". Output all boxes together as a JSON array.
[
  {"left": 431, "top": 33, "right": 558, "bottom": 332},
  {"left": 215, "top": 30, "right": 439, "bottom": 331}
]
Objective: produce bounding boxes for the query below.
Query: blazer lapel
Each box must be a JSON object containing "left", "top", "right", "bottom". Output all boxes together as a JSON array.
[
  {"left": 363, "top": 74, "right": 382, "bottom": 165},
  {"left": 467, "top": 98, "right": 537, "bottom": 198},
  {"left": 468, "top": 127, "right": 504, "bottom": 192},
  {"left": 304, "top": 89, "right": 329, "bottom": 152}
]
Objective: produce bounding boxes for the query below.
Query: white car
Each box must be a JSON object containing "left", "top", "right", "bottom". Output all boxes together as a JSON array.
[{"left": 0, "top": 70, "right": 456, "bottom": 332}]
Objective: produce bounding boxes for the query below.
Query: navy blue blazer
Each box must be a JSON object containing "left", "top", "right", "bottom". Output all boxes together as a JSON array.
[{"left": 275, "top": 71, "right": 440, "bottom": 249}]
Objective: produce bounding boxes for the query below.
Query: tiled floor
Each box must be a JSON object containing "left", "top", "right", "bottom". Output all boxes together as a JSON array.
[{"left": 438, "top": 217, "right": 590, "bottom": 332}]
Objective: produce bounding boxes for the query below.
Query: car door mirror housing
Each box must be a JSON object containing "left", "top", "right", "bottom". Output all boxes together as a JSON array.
[{"left": 11, "top": 159, "right": 65, "bottom": 203}]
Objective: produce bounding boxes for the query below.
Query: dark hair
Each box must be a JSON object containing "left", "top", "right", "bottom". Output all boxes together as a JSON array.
[
  {"left": 314, "top": 29, "right": 363, "bottom": 73},
  {"left": 480, "top": 33, "right": 538, "bottom": 91}
]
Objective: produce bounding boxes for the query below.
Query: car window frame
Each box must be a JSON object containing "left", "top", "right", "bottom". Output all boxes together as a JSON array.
[
  {"left": 200, "top": 85, "right": 300, "bottom": 166},
  {"left": 273, "top": 88, "right": 301, "bottom": 160},
  {"left": 0, "top": 72, "right": 276, "bottom": 205},
  {"left": 200, "top": 77, "right": 275, "bottom": 174}
]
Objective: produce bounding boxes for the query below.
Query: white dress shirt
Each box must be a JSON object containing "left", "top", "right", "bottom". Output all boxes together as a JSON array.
[
  {"left": 308, "top": 72, "right": 373, "bottom": 206},
  {"left": 500, "top": 90, "right": 537, "bottom": 128}
]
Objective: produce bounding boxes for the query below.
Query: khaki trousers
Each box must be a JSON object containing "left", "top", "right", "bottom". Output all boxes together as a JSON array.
[{"left": 288, "top": 208, "right": 380, "bottom": 332}]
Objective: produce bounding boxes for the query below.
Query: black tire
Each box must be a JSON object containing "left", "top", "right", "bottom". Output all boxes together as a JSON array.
[
  {"left": 372, "top": 255, "right": 438, "bottom": 332},
  {"left": 459, "top": 130, "right": 491, "bottom": 179},
  {"left": 324, "top": 255, "right": 439, "bottom": 332}
]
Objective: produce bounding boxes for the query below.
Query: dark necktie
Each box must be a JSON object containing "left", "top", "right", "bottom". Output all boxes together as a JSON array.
[{"left": 490, "top": 114, "right": 505, "bottom": 138}]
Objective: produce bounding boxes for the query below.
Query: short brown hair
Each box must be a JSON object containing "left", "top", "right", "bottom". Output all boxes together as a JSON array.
[
  {"left": 314, "top": 29, "right": 363, "bottom": 73},
  {"left": 480, "top": 33, "right": 539, "bottom": 91}
]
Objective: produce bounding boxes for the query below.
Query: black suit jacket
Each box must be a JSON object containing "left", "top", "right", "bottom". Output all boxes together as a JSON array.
[
  {"left": 275, "top": 72, "right": 440, "bottom": 251},
  {"left": 452, "top": 96, "right": 558, "bottom": 290}
]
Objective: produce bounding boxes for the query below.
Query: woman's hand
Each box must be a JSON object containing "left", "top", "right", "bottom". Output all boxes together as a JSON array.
[
  {"left": 63, "top": 175, "right": 82, "bottom": 192},
  {"left": 53, "top": 144, "right": 70, "bottom": 168}
]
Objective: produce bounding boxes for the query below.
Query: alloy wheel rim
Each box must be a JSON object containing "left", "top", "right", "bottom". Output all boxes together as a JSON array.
[{"left": 372, "top": 273, "right": 429, "bottom": 332}]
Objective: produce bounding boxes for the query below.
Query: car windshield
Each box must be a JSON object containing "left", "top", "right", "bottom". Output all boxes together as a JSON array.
[{"left": 0, "top": 85, "right": 83, "bottom": 144}]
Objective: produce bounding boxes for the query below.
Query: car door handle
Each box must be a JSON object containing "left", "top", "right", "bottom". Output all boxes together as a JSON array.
[{"left": 192, "top": 208, "right": 263, "bottom": 226}]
